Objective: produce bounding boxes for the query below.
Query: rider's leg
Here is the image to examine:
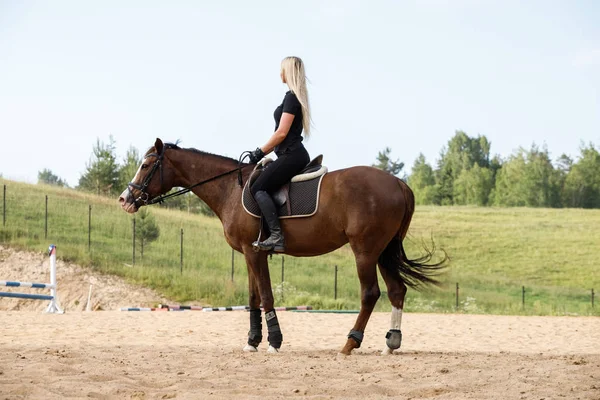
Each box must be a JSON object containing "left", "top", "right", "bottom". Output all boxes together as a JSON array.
[{"left": 250, "top": 147, "right": 309, "bottom": 251}]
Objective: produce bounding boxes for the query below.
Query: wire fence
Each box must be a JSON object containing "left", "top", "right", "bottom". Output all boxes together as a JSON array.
[{"left": 1, "top": 183, "right": 598, "bottom": 315}]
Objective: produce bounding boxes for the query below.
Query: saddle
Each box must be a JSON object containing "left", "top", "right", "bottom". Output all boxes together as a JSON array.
[{"left": 242, "top": 155, "right": 328, "bottom": 219}]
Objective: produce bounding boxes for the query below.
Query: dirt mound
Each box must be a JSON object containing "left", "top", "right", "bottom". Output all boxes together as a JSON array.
[{"left": 0, "top": 245, "right": 171, "bottom": 311}]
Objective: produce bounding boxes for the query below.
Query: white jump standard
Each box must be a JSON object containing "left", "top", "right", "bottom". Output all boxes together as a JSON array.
[{"left": 0, "top": 244, "right": 63, "bottom": 314}]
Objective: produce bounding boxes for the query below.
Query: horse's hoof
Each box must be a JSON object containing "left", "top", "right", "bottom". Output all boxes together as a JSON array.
[
  {"left": 336, "top": 352, "right": 350, "bottom": 359},
  {"left": 381, "top": 347, "right": 394, "bottom": 356},
  {"left": 243, "top": 344, "right": 258, "bottom": 352},
  {"left": 385, "top": 329, "right": 402, "bottom": 350},
  {"left": 340, "top": 339, "right": 357, "bottom": 355},
  {"left": 267, "top": 345, "right": 279, "bottom": 354}
]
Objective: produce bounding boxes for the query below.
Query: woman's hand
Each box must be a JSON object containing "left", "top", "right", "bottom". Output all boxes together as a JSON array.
[{"left": 248, "top": 147, "right": 265, "bottom": 164}]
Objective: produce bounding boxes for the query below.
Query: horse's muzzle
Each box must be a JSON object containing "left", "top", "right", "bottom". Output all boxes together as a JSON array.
[{"left": 118, "top": 189, "right": 138, "bottom": 214}]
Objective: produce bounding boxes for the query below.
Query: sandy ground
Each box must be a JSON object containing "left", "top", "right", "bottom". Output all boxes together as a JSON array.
[
  {"left": 1, "top": 312, "right": 600, "bottom": 400},
  {"left": 1, "top": 246, "right": 600, "bottom": 399}
]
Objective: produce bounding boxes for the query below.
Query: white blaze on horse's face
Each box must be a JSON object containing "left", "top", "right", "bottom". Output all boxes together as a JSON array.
[
  {"left": 130, "top": 163, "right": 143, "bottom": 188},
  {"left": 118, "top": 164, "right": 144, "bottom": 214}
]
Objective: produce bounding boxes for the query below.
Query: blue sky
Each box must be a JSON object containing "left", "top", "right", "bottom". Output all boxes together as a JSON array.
[{"left": 0, "top": 0, "right": 598, "bottom": 187}]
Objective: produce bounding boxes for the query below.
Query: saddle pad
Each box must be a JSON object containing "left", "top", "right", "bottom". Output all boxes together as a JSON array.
[{"left": 242, "top": 174, "right": 325, "bottom": 219}]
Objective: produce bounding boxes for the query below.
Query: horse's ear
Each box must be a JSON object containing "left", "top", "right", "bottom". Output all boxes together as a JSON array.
[{"left": 155, "top": 138, "right": 164, "bottom": 155}]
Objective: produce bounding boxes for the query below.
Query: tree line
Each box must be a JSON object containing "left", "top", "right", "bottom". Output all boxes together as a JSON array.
[
  {"left": 38, "top": 131, "right": 600, "bottom": 210},
  {"left": 373, "top": 131, "right": 600, "bottom": 208}
]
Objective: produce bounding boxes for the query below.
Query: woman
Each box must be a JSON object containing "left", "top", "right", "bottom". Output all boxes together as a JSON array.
[{"left": 248, "top": 56, "right": 312, "bottom": 252}]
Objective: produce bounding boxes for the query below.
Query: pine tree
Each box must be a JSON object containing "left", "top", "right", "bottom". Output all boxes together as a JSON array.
[
  {"left": 78, "top": 136, "right": 121, "bottom": 196},
  {"left": 119, "top": 146, "right": 142, "bottom": 191},
  {"left": 135, "top": 208, "right": 160, "bottom": 263},
  {"left": 372, "top": 147, "right": 404, "bottom": 176},
  {"left": 38, "top": 169, "right": 68, "bottom": 187},
  {"left": 407, "top": 153, "right": 438, "bottom": 205}
]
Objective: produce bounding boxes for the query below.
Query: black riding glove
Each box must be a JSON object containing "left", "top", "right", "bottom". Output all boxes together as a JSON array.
[{"left": 248, "top": 147, "right": 265, "bottom": 164}]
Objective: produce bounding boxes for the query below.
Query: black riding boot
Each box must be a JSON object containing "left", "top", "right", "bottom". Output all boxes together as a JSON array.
[{"left": 253, "top": 190, "right": 285, "bottom": 252}]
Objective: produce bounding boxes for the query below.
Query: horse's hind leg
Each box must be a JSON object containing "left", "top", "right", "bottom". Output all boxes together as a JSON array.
[
  {"left": 378, "top": 264, "right": 407, "bottom": 355},
  {"left": 340, "top": 252, "right": 381, "bottom": 355}
]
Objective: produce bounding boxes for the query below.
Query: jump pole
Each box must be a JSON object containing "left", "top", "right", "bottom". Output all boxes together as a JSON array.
[
  {"left": 122, "top": 306, "right": 315, "bottom": 312},
  {"left": 0, "top": 292, "right": 54, "bottom": 300},
  {"left": 202, "top": 306, "right": 249, "bottom": 312},
  {"left": 290, "top": 309, "right": 359, "bottom": 314},
  {"left": 0, "top": 244, "right": 63, "bottom": 314},
  {"left": 202, "top": 305, "right": 313, "bottom": 312},
  {"left": 154, "top": 305, "right": 313, "bottom": 312},
  {"left": 159, "top": 304, "right": 204, "bottom": 311}
]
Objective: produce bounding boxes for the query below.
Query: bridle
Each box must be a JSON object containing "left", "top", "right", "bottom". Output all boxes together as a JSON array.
[
  {"left": 127, "top": 146, "right": 166, "bottom": 209},
  {"left": 127, "top": 144, "right": 253, "bottom": 209}
]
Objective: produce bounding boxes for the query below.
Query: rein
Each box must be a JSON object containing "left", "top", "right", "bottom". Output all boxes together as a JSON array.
[
  {"left": 148, "top": 167, "right": 241, "bottom": 205},
  {"left": 128, "top": 146, "right": 252, "bottom": 208}
]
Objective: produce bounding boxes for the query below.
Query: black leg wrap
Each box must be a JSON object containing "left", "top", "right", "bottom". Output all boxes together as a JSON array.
[
  {"left": 247, "top": 309, "right": 262, "bottom": 347},
  {"left": 265, "top": 310, "right": 283, "bottom": 348},
  {"left": 348, "top": 330, "right": 364, "bottom": 348},
  {"left": 385, "top": 329, "right": 402, "bottom": 350}
]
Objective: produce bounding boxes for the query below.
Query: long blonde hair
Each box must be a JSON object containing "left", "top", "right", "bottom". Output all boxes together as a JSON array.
[{"left": 281, "top": 56, "right": 312, "bottom": 138}]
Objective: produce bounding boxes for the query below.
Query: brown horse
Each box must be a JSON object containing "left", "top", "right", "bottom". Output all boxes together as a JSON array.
[{"left": 118, "top": 138, "right": 445, "bottom": 355}]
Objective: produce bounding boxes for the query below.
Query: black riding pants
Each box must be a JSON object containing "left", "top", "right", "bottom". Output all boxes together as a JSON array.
[{"left": 250, "top": 146, "right": 310, "bottom": 196}]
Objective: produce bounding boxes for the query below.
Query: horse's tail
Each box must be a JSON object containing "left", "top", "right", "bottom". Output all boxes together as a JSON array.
[{"left": 378, "top": 179, "right": 448, "bottom": 290}]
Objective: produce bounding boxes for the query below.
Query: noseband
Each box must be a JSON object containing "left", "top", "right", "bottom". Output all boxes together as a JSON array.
[{"left": 128, "top": 147, "right": 165, "bottom": 209}]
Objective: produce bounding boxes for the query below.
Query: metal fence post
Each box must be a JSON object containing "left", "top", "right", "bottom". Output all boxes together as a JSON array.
[
  {"left": 3, "top": 184, "right": 6, "bottom": 226},
  {"left": 281, "top": 256, "right": 285, "bottom": 302},
  {"left": 592, "top": 289, "right": 595, "bottom": 308},
  {"left": 231, "top": 249, "right": 234, "bottom": 282},
  {"left": 44, "top": 195, "right": 48, "bottom": 239},
  {"left": 334, "top": 265, "right": 338, "bottom": 300},
  {"left": 180, "top": 228, "right": 184, "bottom": 275},
  {"left": 456, "top": 283, "right": 459, "bottom": 309},
  {"left": 522, "top": 286, "right": 525, "bottom": 309},
  {"left": 88, "top": 205, "right": 91, "bottom": 252},
  {"left": 132, "top": 217, "right": 136, "bottom": 266}
]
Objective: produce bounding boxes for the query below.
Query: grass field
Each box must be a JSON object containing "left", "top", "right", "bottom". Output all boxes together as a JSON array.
[{"left": 1, "top": 178, "right": 598, "bottom": 316}]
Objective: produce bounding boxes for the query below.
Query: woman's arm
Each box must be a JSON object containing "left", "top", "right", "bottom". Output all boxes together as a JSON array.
[{"left": 260, "top": 112, "right": 295, "bottom": 154}]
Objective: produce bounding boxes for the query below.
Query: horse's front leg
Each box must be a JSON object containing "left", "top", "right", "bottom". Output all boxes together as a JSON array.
[
  {"left": 242, "top": 247, "right": 283, "bottom": 353},
  {"left": 243, "top": 259, "right": 263, "bottom": 352}
]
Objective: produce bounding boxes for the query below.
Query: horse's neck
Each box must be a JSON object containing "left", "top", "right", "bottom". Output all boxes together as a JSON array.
[{"left": 170, "top": 149, "right": 241, "bottom": 219}]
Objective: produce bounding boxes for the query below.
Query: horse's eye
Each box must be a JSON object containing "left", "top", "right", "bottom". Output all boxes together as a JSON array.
[{"left": 141, "top": 164, "right": 148, "bottom": 169}]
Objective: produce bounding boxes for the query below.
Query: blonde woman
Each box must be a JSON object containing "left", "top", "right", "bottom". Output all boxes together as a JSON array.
[{"left": 248, "top": 56, "right": 312, "bottom": 252}]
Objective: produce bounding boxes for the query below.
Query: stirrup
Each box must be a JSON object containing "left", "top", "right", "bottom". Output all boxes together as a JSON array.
[
  {"left": 252, "top": 239, "right": 285, "bottom": 253},
  {"left": 252, "top": 240, "right": 262, "bottom": 253}
]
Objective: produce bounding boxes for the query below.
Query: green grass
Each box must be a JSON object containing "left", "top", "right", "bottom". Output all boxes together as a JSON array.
[{"left": 0, "top": 178, "right": 598, "bottom": 316}]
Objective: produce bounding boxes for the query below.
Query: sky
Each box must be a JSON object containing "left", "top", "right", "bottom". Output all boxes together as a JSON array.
[{"left": 0, "top": 0, "right": 599, "bottom": 187}]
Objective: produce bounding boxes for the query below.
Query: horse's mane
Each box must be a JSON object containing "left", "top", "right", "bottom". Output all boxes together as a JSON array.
[{"left": 145, "top": 142, "right": 239, "bottom": 164}]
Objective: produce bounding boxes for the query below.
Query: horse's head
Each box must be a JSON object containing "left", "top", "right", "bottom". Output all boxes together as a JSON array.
[{"left": 118, "top": 138, "right": 177, "bottom": 213}]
